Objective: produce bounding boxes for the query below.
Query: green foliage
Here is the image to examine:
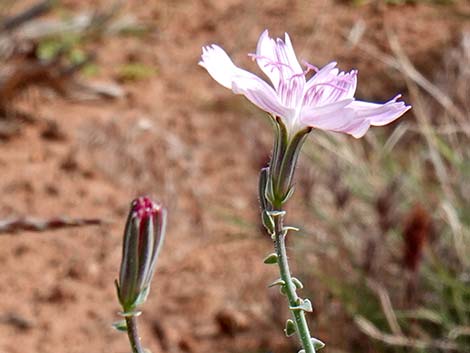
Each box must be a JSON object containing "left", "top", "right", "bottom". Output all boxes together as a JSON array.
[
  {"left": 117, "top": 63, "right": 157, "bottom": 82},
  {"left": 37, "top": 33, "right": 88, "bottom": 65}
]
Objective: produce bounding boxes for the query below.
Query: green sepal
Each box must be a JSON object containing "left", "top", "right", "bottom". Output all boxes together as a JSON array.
[
  {"left": 311, "top": 337, "right": 326, "bottom": 350},
  {"left": 114, "top": 279, "right": 121, "bottom": 304},
  {"left": 134, "top": 285, "right": 150, "bottom": 307},
  {"left": 290, "top": 298, "right": 313, "bottom": 312},
  {"left": 281, "top": 185, "right": 295, "bottom": 203},
  {"left": 284, "top": 319, "right": 296, "bottom": 337},
  {"left": 265, "top": 175, "right": 276, "bottom": 206},
  {"left": 262, "top": 210, "right": 275, "bottom": 234},
  {"left": 268, "top": 278, "right": 286, "bottom": 288},
  {"left": 258, "top": 167, "right": 269, "bottom": 212},
  {"left": 292, "top": 277, "right": 304, "bottom": 289},
  {"left": 274, "top": 127, "right": 311, "bottom": 205},
  {"left": 263, "top": 253, "right": 278, "bottom": 264},
  {"left": 112, "top": 319, "right": 127, "bottom": 332}
]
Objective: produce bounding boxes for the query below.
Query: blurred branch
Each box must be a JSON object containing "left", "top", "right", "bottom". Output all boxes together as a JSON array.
[
  {"left": 0, "top": 0, "right": 54, "bottom": 32},
  {"left": 448, "top": 326, "right": 470, "bottom": 340},
  {"left": 0, "top": 216, "right": 104, "bottom": 234},
  {"left": 13, "top": 0, "right": 127, "bottom": 41},
  {"left": 355, "top": 316, "right": 459, "bottom": 351}
]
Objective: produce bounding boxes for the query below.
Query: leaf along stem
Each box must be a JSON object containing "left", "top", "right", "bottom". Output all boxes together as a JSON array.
[{"left": 272, "top": 211, "right": 316, "bottom": 353}]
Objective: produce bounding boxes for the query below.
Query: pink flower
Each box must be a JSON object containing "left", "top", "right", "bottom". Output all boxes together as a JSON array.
[{"left": 199, "top": 30, "right": 411, "bottom": 138}]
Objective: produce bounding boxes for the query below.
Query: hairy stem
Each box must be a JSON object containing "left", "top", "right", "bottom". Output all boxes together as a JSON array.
[
  {"left": 125, "top": 315, "right": 146, "bottom": 353},
  {"left": 273, "top": 211, "right": 315, "bottom": 353}
]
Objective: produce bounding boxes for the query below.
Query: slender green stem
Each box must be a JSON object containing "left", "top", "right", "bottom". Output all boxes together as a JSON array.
[
  {"left": 273, "top": 211, "right": 315, "bottom": 353},
  {"left": 125, "top": 315, "right": 146, "bottom": 353}
]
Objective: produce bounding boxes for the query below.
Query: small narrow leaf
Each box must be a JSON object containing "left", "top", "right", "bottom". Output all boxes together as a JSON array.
[
  {"left": 290, "top": 299, "right": 313, "bottom": 312},
  {"left": 292, "top": 277, "right": 304, "bottom": 289},
  {"left": 301, "top": 299, "right": 313, "bottom": 312},
  {"left": 262, "top": 211, "right": 275, "bottom": 234},
  {"left": 263, "top": 253, "right": 278, "bottom": 264},
  {"left": 112, "top": 319, "right": 128, "bottom": 332},
  {"left": 284, "top": 319, "right": 296, "bottom": 337},
  {"left": 311, "top": 337, "right": 325, "bottom": 350},
  {"left": 268, "top": 278, "right": 285, "bottom": 288},
  {"left": 267, "top": 210, "right": 286, "bottom": 217}
]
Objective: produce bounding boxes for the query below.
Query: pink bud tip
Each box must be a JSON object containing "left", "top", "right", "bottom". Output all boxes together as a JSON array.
[{"left": 132, "top": 196, "right": 160, "bottom": 219}]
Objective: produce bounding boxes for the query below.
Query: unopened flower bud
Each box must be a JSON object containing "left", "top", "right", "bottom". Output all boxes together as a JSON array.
[{"left": 116, "top": 197, "right": 167, "bottom": 313}]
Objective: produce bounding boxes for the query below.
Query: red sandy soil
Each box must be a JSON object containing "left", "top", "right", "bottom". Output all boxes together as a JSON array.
[{"left": 0, "top": 1, "right": 468, "bottom": 353}]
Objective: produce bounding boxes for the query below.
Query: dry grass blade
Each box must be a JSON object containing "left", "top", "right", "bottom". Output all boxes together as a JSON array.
[
  {"left": 348, "top": 29, "right": 466, "bottom": 125},
  {"left": 354, "top": 316, "right": 459, "bottom": 351},
  {"left": 386, "top": 31, "right": 470, "bottom": 269},
  {"left": 366, "top": 278, "right": 402, "bottom": 335},
  {"left": 442, "top": 201, "right": 469, "bottom": 268},
  {"left": 386, "top": 31, "right": 466, "bottom": 125},
  {"left": 387, "top": 31, "right": 455, "bottom": 200},
  {"left": 0, "top": 216, "right": 104, "bottom": 234}
]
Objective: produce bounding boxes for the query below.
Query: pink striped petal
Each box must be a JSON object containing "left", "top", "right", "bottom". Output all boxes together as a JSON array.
[
  {"left": 199, "top": 44, "right": 246, "bottom": 89},
  {"left": 348, "top": 96, "right": 411, "bottom": 126},
  {"left": 200, "top": 44, "right": 292, "bottom": 118},
  {"left": 232, "top": 74, "right": 294, "bottom": 118},
  {"left": 300, "top": 98, "right": 354, "bottom": 123},
  {"left": 304, "top": 61, "right": 338, "bottom": 91},
  {"left": 255, "top": 30, "right": 281, "bottom": 88},
  {"left": 282, "top": 33, "right": 303, "bottom": 76}
]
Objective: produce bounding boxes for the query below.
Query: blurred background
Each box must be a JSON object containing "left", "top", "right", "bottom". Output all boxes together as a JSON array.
[{"left": 0, "top": 1, "right": 468, "bottom": 353}]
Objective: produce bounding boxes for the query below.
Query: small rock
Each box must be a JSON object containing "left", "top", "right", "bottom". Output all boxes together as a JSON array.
[
  {"left": 215, "top": 308, "right": 250, "bottom": 336},
  {"left": 41, "top": 120, "right": 66, "bottom": 141}
]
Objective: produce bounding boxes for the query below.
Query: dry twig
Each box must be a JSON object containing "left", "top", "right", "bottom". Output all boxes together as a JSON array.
[{"left": 0, "top": 216, "right": 104, "bottom": 234}]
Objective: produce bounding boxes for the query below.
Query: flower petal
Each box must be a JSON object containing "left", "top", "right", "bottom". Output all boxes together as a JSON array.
[
  {"left": 301, "top": 95, "right": 411, "bottom": 138},
  {"left": 255, "top": 30, "right": 281, "bottom": 88},
  {"left": 300, "top": 98, "right": 354, "bottom": 122},
  {"left": 348, "top": 95, "right": 411, "bottom": 126},
  {"left": 300, "top": 102, "right": 356, "bottom": 131},
  {"left": 300, "top": 107, "right": 370, "bottom": 138},
  {"left": 304, "top": 61, "right": 338, "bottom": 90},
  {"left": 199, "top": 44, "right": 241, "bottom": 89},
  {"left": 232, "top": 74, "right": 294, "bottom": 119},
  {"left": 303, "top": 64, "right": 357, "bottom": 107},
  {"left": 200, "top": 44, "right": 294, "bottom": 119},
  {"left": 282, "top": 33, "right": 303, "bottom": 75}
]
